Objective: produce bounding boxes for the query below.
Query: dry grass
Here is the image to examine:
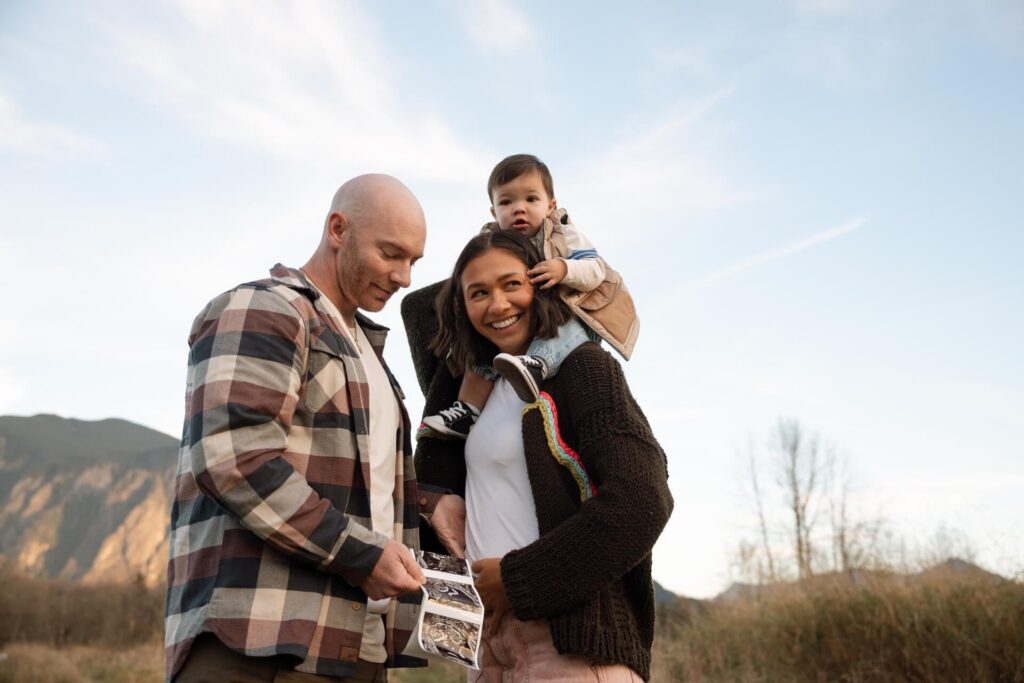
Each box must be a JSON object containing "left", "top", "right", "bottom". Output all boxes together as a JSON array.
[
  {"left": 391, "top": 661, "right": 464, "bottom": 682},
  {"left": 0, "top": 643, "right": 82, "bottom": 683},
  {"left": 0, "top": 571, "right": 162, "bottom": 648},
  {"left": 651, "top": 572, "right": 1024, "bottom": 682},
  {"left": 4, "top": 569, "right": 1021, "bottom": 682},
  {"left": 0, "top": 643, "right": 162, "bottom": 683}
]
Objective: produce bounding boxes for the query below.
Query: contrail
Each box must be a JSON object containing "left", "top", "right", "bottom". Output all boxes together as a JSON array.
[{"left": 680, "top": 214, "right": 869, "bottom": 293}]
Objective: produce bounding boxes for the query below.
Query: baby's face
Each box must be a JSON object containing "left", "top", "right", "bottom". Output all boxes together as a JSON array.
[{"left": 490, "top": 171, "right": 556, "bottom": 239}]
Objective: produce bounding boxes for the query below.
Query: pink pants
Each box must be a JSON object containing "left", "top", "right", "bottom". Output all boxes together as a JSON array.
[{"left": 470, "top": 615, "right": 643, "bottom": 683}]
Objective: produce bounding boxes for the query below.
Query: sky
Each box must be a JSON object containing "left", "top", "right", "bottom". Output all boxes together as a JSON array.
[{"left": 1, "top": 0, "right": 1022, "bottom": 598}]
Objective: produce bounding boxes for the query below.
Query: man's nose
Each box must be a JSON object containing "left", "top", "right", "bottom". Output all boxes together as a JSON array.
[{"left": 391, "top": 261, "right": 412, "bottom": 288}]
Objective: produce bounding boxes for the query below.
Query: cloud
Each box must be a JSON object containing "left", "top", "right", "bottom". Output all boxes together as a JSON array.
[
  {"left": 679, "top": 214, "right": 868, "bottom": 293},
  {"left": 452, "top": 0, "right": 535, "bottom": 54},
  {"left": 0, "top": 89, "right": 101, "bottom": 158},
  {"left": 560, "top": 87, "right": 744, "bottom": 246},
  {"left": 89, "top": 0, "right": 492, "bottom": 184},
  {"left": 782, "top": 1, "right": 1024, "bottom": 89}
]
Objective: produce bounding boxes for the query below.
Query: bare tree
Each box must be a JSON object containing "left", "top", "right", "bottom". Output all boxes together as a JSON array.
[
  {"left": 746, "top": 443, "right": 778, "bottom": 582},
  {"left": 825, "top": 446, "right": 850, "bottom": 572},
  {"left": 773, "top": 418, "right": 820, "bottom": 578},
  {"left": 824, "top": 446, "right": 889, "bottom": 574},
  {"left": 736, "top": 418, "right": 890, "bottom": 585}
]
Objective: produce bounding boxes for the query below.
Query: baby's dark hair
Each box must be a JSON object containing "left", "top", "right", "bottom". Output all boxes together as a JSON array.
[
  {"left": 430, "top": 228, "right": 572, "bottom": 374},
  {"left": 487, "top": 154, "right": 555, "bottom": 202}
]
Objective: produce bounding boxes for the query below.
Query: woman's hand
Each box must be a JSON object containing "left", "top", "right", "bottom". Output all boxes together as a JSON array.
[
  {"left": 431, "top": 494, "right": 467, "bottom": 559},
  {"left": 472, "top": 557, "right": 512, "bottom": 636},
  {"left": 528, "top": 258, "right": 568, "bottom": 289}
]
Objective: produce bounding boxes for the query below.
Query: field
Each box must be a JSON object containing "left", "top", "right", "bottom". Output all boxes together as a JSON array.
[
  {"left": 1, "top": 568, "right": 1022, "bottom": 682},
  {"left": 651, "top": 570, "right": 1024, "bottom": 682}
]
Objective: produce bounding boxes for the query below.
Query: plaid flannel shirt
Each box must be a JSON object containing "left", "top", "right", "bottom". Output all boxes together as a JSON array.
[{"left": 165, "top": 265, "right": 429, "bottom": 680}]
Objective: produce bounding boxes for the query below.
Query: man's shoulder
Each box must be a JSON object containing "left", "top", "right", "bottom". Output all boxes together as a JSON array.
[
  {"left": 208, "top": 266, "right": 315, "bottom": 311},
  {"left": 188, "top": 266, "right": 318, "bottom": 340}
]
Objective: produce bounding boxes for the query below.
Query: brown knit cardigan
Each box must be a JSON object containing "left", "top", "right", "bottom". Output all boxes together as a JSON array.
[{"left": 401, "top": 282, "right": 673, "bottom": 681}]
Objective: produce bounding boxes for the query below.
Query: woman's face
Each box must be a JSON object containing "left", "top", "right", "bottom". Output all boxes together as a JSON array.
[{"left": 461, "top": 247, "right": 535, "bottom": 356}]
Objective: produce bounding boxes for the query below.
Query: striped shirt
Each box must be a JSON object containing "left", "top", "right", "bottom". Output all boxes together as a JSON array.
[{"left": 165, "top": 265, "right": 429, "bottom": 680}]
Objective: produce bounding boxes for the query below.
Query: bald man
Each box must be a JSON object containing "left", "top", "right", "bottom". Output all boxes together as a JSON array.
[{"left": 166, "top": 176, "right": 461, "bottom": 682}]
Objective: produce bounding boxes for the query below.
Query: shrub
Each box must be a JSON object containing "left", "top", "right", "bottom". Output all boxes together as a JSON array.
[
  {"left": 0, "top": 643, "right": 82, "bottom": 683},
  {"left": 653, "top": 573, "right": 1024, "bottom": 682},
  {"left": 0, "top": 571, "right": 163, "bottom": 648}
]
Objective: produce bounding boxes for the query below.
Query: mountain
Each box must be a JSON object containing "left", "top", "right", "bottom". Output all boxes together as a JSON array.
[
  {"left": 653, "top": 580, "right": 677, "bottom": 605},
  {"left": 0, "top": 414, "right": 178, "bottom": 586},
  {"left": 713, "top": 559, "right": 1006, "bottom": 604}
]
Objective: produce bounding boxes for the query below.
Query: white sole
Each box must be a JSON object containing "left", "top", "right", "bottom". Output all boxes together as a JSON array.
[
  {"left": 422, "top": 414, "right": 469, "bottom": 439},
  {"left": 493, "top": 354, "right": 541, "bottom": 403}
]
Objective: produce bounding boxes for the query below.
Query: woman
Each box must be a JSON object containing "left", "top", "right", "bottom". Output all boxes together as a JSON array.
[{"left": 405, "top": 229, "right": 672, "bottom": 682}]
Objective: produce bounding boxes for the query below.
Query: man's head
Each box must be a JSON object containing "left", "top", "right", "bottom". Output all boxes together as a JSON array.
[
  {"left": 487, "top": 154, "right": 557, "bottom": 239},
  {"left": 305, "top": 174, "right": 426, "bottom": 320}
]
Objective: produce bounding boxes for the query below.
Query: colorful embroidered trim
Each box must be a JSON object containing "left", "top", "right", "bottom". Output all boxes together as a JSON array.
[{"left": 522, "top": 391, "right": 596, "bottom": 502}]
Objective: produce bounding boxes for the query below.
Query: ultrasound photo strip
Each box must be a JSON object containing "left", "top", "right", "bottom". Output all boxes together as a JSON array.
[
  {"left": 424, "top": 576, "right": 484, "bottom": 615},
  {"left": 402, "top": 549, "right": 485, "bottom": 669},
  {"left": 420, "top": 613, "right": 481, "bottom": 668},
  {"left": 415, "top": 550, "right": 473, "bottom": 578}
]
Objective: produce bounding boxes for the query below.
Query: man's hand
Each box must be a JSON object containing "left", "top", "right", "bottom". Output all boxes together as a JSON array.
[
  {"left": 471, "top": 557, "right": 512, "bottom": 636},
  {"left": 528, "top": 258, "right": 568, "bottom": 290},
  {"left": 431, "top": 494, "right": 467, "bottom": 559},
  {"left": 359, "top": 539, "right": 425, "bottom": 599}
]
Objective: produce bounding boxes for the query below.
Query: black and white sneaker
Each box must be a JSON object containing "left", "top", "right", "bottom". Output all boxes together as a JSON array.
[
  {"left": 493, "top": 354, "right": 547, "bottom": 403},
  {"left": 422, "top": 400, "right": 479, "bottom": 439}
]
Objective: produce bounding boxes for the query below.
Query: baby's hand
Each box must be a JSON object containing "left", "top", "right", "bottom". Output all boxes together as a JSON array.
[{"left": 529, "top": 258, "right": 568, "bottom": 289}]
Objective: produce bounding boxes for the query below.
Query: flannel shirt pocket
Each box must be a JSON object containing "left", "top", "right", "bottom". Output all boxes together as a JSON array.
[{"left": 303, "top": 333, "right": 353, "bottom": 414}]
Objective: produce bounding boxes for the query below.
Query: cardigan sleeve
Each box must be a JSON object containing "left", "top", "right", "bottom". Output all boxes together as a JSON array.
[
  {"left": 401, "top": 279, "right": 448, "bottom": 398},
  {"left": 412, "top": 359, "right": 469, "bottom": 497},
  {"left": 403, "top": 280, "right": 469, "bottom": 497},
  {"left": 499, "top": 345, "right": 673, "bottom": 619}
]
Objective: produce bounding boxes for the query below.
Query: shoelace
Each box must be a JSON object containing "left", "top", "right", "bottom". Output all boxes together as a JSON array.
[{"left": 438, "top": 403, "right": 470, "bottom": 422}]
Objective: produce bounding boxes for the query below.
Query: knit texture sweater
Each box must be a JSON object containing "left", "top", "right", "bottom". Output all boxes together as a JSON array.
[{"left": 402, "top": 282, "right": 673, "bottom": 681}]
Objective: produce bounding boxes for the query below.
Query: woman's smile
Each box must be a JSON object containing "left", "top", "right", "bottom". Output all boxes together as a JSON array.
[{"left": 489, "top": 313, "right": 521, "bottom": 330}]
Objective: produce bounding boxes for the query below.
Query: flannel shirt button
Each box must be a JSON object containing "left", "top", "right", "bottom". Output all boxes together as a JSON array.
[
  {"left": 352, "top": 602, "right": 362, "bottom": 611},
  {"left": 419, "top": 496, "right": 428, "bottom": 507}
]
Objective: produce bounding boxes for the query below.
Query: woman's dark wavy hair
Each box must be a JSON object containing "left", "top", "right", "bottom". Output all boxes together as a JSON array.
[{"left": 430, "top": 227, "right": 572, "bottom": 375}]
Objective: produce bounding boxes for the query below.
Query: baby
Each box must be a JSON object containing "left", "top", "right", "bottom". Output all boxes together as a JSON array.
[{"left": 423, "top": 154, "right": 639, "bottom": 438}]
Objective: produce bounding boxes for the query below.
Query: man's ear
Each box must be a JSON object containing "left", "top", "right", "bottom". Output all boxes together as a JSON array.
[
  {"left": 489, "top": 206, "right": 497, "bottom": 219},
  {"left": 326, "top": 212, "right": 348, "bottom": 247}
]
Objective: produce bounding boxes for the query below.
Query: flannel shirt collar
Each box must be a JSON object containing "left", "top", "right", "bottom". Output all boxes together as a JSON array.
[{"left": 268, "top": 262, "right": 392, "bottom": 348}]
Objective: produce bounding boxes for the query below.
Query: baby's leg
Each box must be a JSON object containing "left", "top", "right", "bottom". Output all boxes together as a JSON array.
[
  {"left": 493, "top": 317, "right": 593, "bottom": 403},
  {"left": 422, "top": 369, "right": 494, "bottom": 439},
  {"left": 526, "top": 316, "right": 593, "bottom": 378},
  {"left": 459, "top": 369, "right": 495, "bottom": 412}
]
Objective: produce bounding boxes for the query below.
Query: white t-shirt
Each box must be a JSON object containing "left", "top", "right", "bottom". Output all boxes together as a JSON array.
[
  {"left": 352, "top": 321, "right": 400, "bottom": 663},
  {"left": 465, "top": 379, "right": 540, "bottom": 565}
]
